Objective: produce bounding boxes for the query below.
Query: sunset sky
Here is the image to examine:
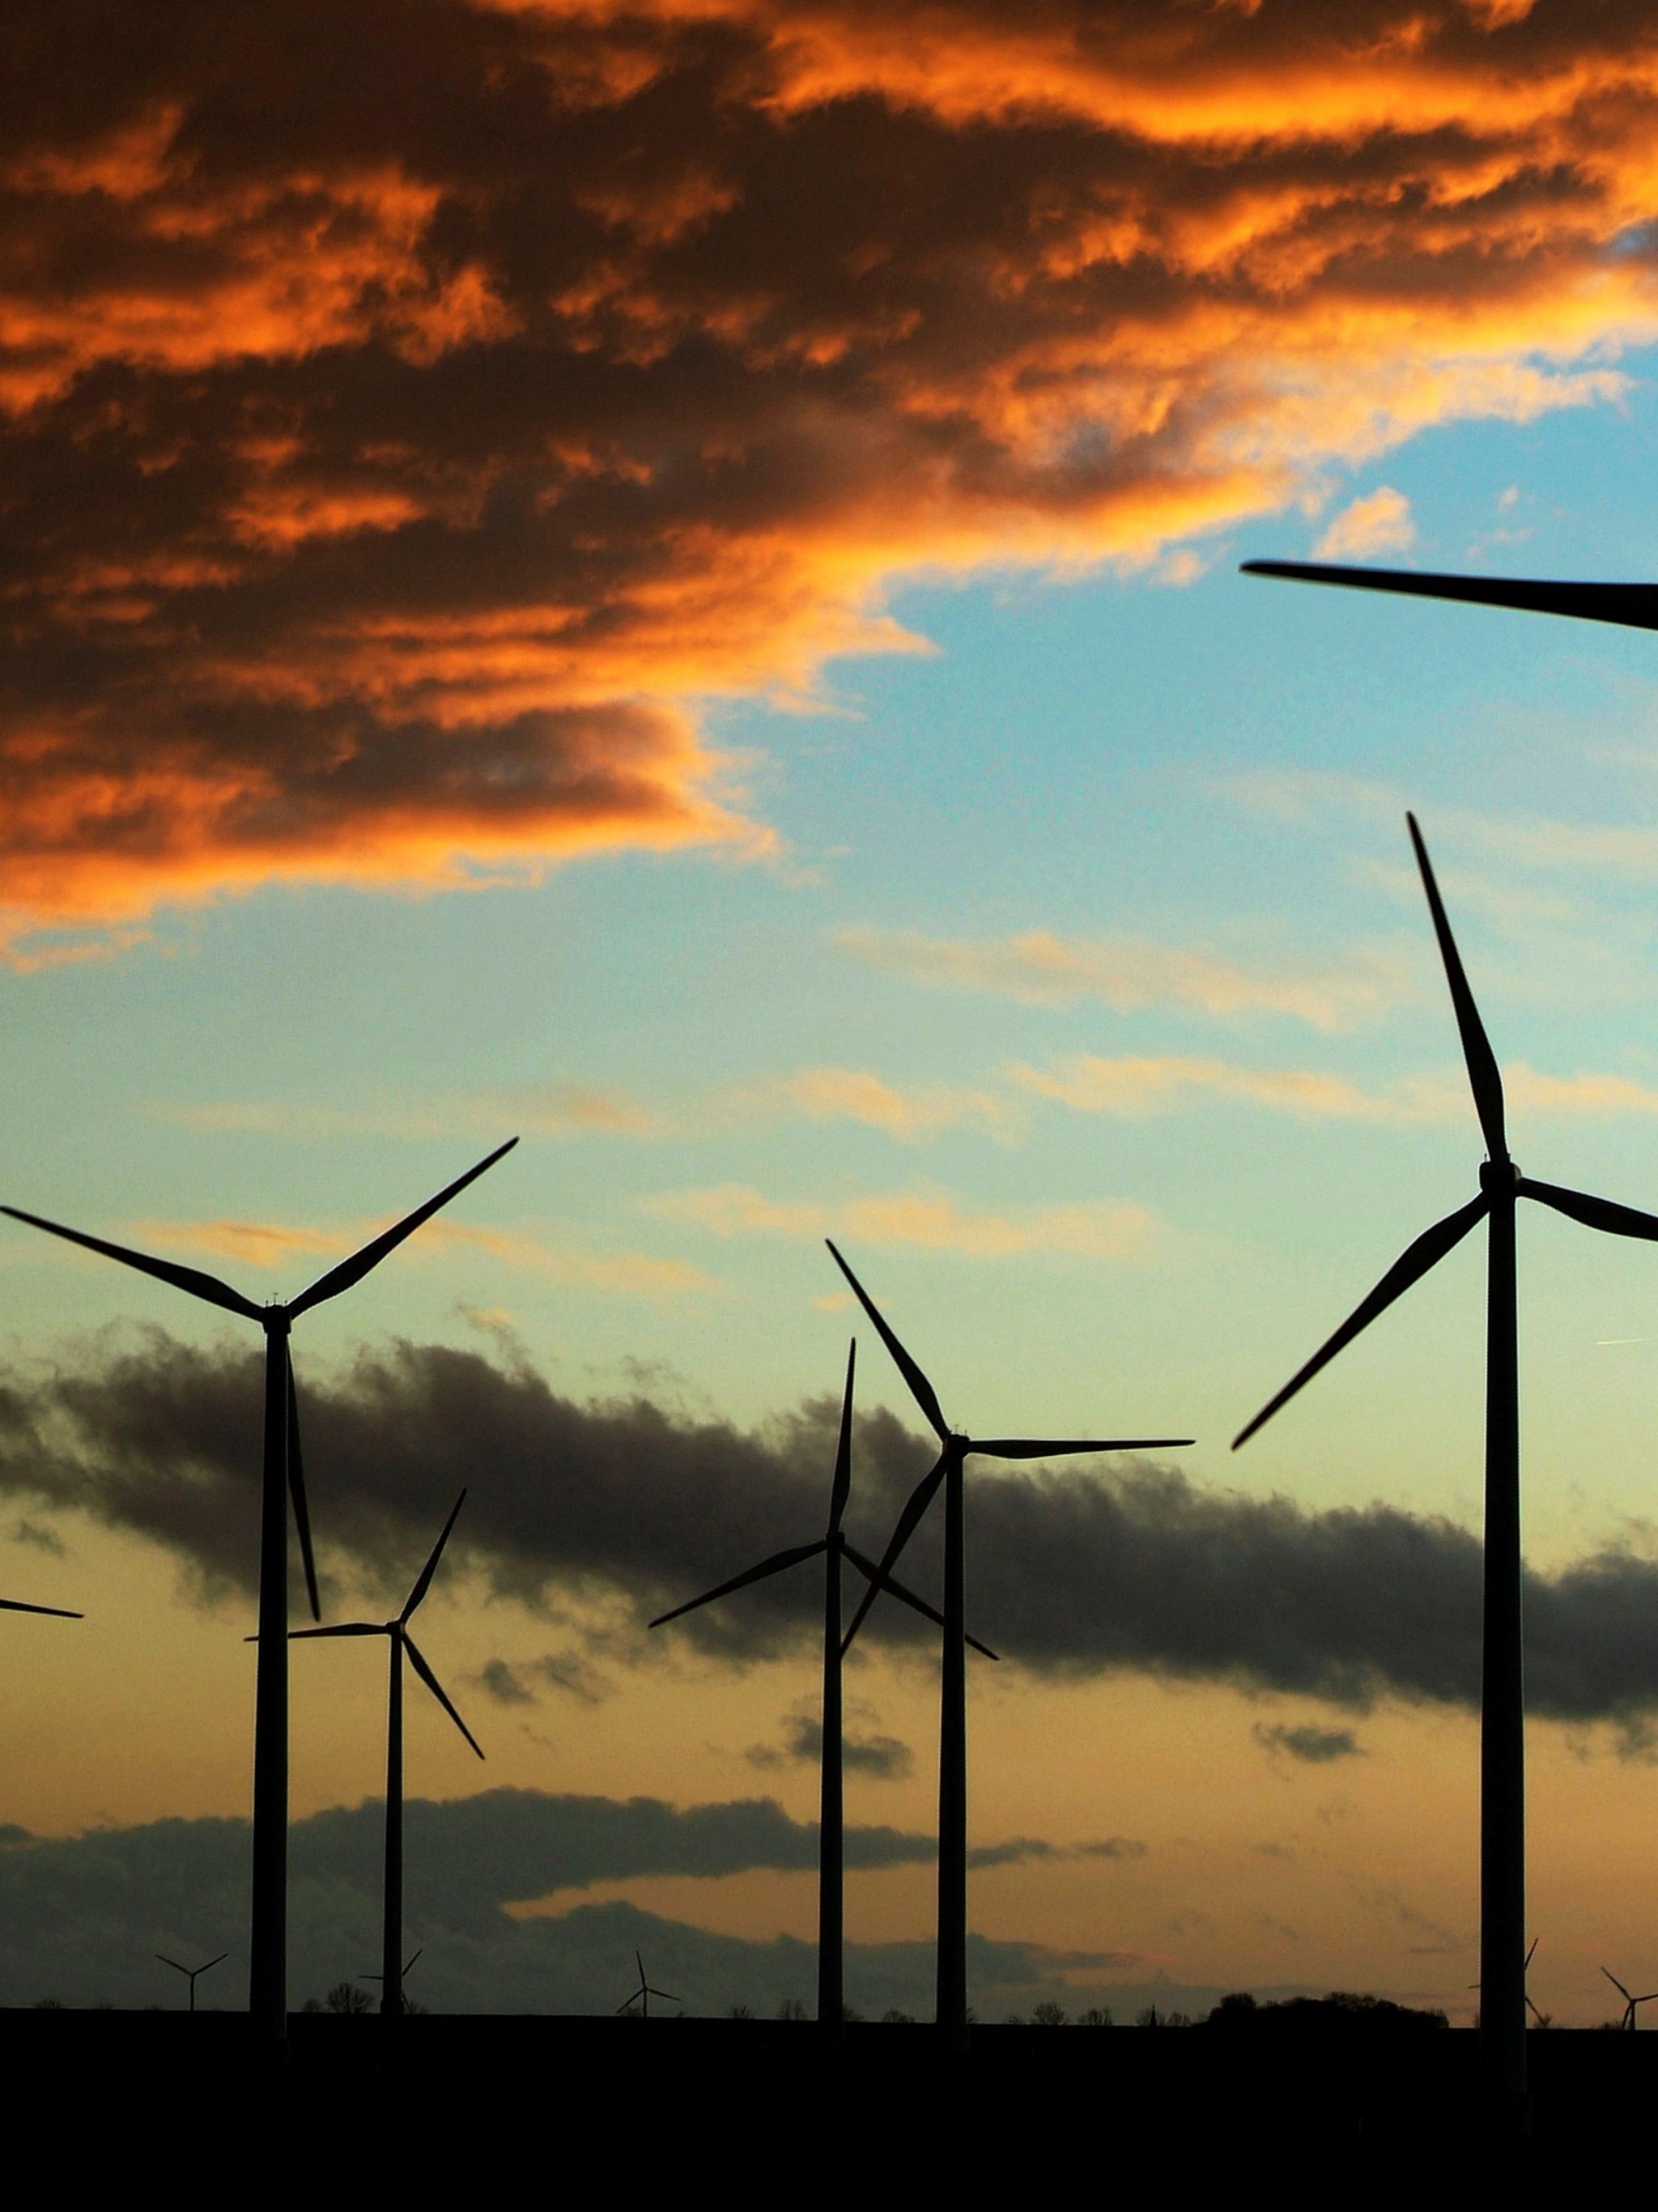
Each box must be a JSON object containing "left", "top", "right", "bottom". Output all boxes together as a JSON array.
[{"left": 12, "top": 0, "right": 1658, "bottom": 2022}]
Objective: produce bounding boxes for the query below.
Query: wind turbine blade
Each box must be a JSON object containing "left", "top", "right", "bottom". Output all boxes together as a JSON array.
[
  {"left": 285, "top": 1139, "right": 518, "bottom": 1318},
  {"left": 1407, "top": 815, "right": 1507, "bottom": 1160},
  {"left": 1233, "top": 1192, "right": 1490, "bottom": 1449},
  {"left": 1525, "top": 1937, "right": 1539, "bottom": 1970},
  {"left": 1635, "top": 1993, "right": 1658, "bottom": 2005},
  {"left": 287, "top": 1622, "right": 385, "bottom": 1638},
  {"left": 0, "top": 1207, "right": 262, "bottom": 1321},
  {"left": 843, "top": 1542, "right": 1000, "bottom": 1660},
  {"left": 286, "top": 1354, "right": 321, "bottom": 1623},
  {"left": 401, "top": 1491, "right": 467, "bottom": 1623},
  {"left": 972, "top": 1436, "right": 1193, "bottom": 1460},
  {"left": 1240, "top": 559, "right": 1658, "bottom": 634},
  {"left": 403, "top": 1633, "right": 484, "bottom": 1759},
  {"left": 827, "top": 1339, "right": 856, "bottom": 1534},
  {"left": 0, "top": 1598, "right": 80, "bottom": 1618},
  {"left": 824, "top": 1242, "right": 950, "bottom": 1444},
  {"left": 1519, "top": 1177, "right": 1658, "bottom": 1244},
  {"left": 156, "top": 1955, "right": 188, "bottom": 1975},
  {"left": 404, "top": 1949, "right": 422, "bottom": 1975},
  {"left": 646, "top": 1986, "right": 680, "bottom": 2002},
  {"left": 840, "top": 1452, "right": 948, "bottom": 1654},
  {"left": 1603, "top": 1967, "right": 1633, "bottom": 2002},
  {"left": 648, "top": 1542, "right": 827, "bottom": 1628},
  {"left": 202, "top": 1954, "right": 228, "bottom": 1972}
]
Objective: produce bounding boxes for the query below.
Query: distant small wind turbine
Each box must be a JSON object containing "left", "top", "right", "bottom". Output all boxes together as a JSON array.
[
  {"left": 825, "top": 1241, "right": 1191, "bottom": 2038},
  {"left": 363, "top": 1949, "right": 423, "bottom": 2001},
  {"left": 2, "top": 1139, "right": 514, "bottom": 2040},
  {"left": 619, "top": 1951, "right": 678, "bottom": 2018},
  {"left": 649, "top": 1341, "right": 998, "bottom": 2029},
  {"left": 1233, "top": 816, "right": 1658, "bottom": 2115},
  {"left": 1602, "top": 1967, "right": 1658, "bottom": 2031},
  {"left": 290, "top": 1492, "right": 482, "bottom": 2018},
  {"left": 156, "top": 1950, "right": 227, "bottom": 2012}
]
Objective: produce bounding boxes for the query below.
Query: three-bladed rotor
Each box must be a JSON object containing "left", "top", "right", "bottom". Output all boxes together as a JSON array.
[
  {"left": 291, "top": 1490, "right": 483, "bottom": 1759},
  {"left": 648, "top": 1342, "right": 1000, "bottom": 1658},
  {"left": 2, "top": 1138, "right": 517, "bottom": 1625},
  {"left": 824, "top": 1240, "right": 1192, "bottom": 1653},
  {"left": 618, "top": 1950, "right": 679, "bottom": 2016},
  {"left": 1232, "top": 821, "right": 1658, "bottom": 1453},
  {"left": 1602, "top": 1966, "right": 1658, "bottom": 2031}
]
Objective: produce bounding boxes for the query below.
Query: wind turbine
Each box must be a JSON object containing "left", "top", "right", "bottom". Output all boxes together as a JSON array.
[
  {"left": 825, "top": 1242, "right": 1192, "bottom": 2037},
  {"left": 648, "top": 1341, "right": 999, "bottom": 2029},
  {"left": 1601, "top": 1966, "right": 1658, "bottom": 2031},
  {"left": 1233, "top": 815, "right": 1658, "bottom": 2116},
  {"left": 156, "top": 1950, "right": 227, "bottom": 2011},
  {"left": 618, "top": 1951, "right": 678, "bottom": 2018},
  {"left": 2, "top": 1138, "right": 515, "bottom": 2041},
  {"left": 363, "top": 1948, "right": 423, "bottom": 2003},
  {"left": 290, "top": 1492, "right": 482, "bottom": 2018}
]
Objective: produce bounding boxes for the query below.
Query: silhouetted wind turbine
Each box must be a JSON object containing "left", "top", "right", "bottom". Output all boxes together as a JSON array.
[
  {"left": 1602, "top": 1967, "right": 1658, "bottom": 2031},
  {"left": 2, "top": 1139, "right": 515, "bottom": 2041},
  {"left": 826, "top": 1242, "right": 1191, "bottom": 2038},
  {"left": 156, "top": 1950, "right": 227, "bottom": 2011},
  {"left": 1233, "top": 815, "right": 1658, "bottom": 2117},
  {"left": 618, "top": 1951, "right": 678, "bottom": 2018},
  {"left": 648, "top": 1341, "right": 998, "bottom": 2029},
  {"left": 363, "top": 1949, "right": 423, "bottom": 2001},
  {"left": 291, "top": 1492, "right": 482, "bottom": 2018}
]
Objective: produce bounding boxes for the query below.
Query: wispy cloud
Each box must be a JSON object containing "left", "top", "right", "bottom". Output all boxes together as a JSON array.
[
  {"left": 158, "top": 1065, "right": 1017, "bottom": 1148},
  {"left": 719, "top": 1066, "right": 1015, "bottom": 1143},
  {"left": 155, "top": 1084, "right": 655, "bottom": 1142},
  {"left": 1312, "top": 486, "right": 1415, "bottom": 563},
  {"left": 836, "top": 926, "right": 1410, "bottom": 1032},
  {"left": 1009, "top": 1053, "right": 1658, "bottom": 1129},
  {"left": 125, "top": 1217, "right": 717, "bottom": 1303},
  {"left": 642, "top": 1184, "right": 1150, "bottom": 1261}
]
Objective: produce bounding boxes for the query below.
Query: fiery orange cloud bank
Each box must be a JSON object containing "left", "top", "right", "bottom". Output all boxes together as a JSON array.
[{"left": 5, "top": 0, "right": 1658, "bottom": 951}]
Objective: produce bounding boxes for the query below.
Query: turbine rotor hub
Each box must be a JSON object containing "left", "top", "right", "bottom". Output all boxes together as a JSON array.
[{"left": 1478, "top": 1157, "right": 1521, "bottom": 1192}]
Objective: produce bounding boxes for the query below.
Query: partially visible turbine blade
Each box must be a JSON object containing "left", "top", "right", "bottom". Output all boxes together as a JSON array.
[
  {"left": 843, "top": 1542, "right": 999, "bottom": 1660},
  {"left": 401, "top": 1490, "right": 467, "bottom": 1623},
  {"left": 645, "top": 1986, "right": 681, "bottom": 2003},
  {"left": 1233, "top": 1191, "right": 1490, "bottom": 1449},
  {"left": 973, "top": 1436, "right": 1193, "bottom": 1460},
  {"left": 202, "top": 1953, "right": 228, "bottom": 1973},
  {"left": 0, "top": 1206, "right": 262, "bottom": 1321},
  {"left": 1240, "top": 559, "right": 1658, "bottom": 634},
  {"left": 286, "top": 1138, "right": 518, "bottom": 1318},
  {"left": 404, "top": 1949, "right": 422, "bottom": 1975},
  {"left": 824, "top": 1241, "right": 950, "bottom": 1444},
  {"left": 1520, "top": 1177, "right": 1658, "bottom": 1244},
  {"left": 1408, "top": 815, "right": 1507, "bottom": 1161},
  {"left": 1525, "top": 1936, "right": 1539, "bottom": 1970},
  {"left": 156, "top": 1955, "right": 187, "bottom": 1974},
  {"left": 648, "top": 1541, "right": 827, "bottom": 1629},
  {"left": 1603, "top": 1967, "right": 1633, "bottom": 2002},
  {"left": 0, "top": 1598, "right": 80, "bottom": 1618},
  {"left": 286, "top": 1354, "right": 321, "bottom": 1623},
  {"left": 1635, "top": 1992, "right": 1658, "bottom": 2005},
  {"left": 403, "top": 1633, "right": 484, "bottom": 1759},
  {"left": 287, "top": 1621, "right": 385, "bottom": 1639},
  {"left": 840, "top": 1452, "right": 949, "bottom": 1654},
  {"left": 827, "top": 1338, "right": 857, "bottom": 1534}
]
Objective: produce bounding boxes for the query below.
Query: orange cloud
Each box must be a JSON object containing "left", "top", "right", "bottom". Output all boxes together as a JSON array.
[{"left": 6, "top": 2, "right": 1658, "bottom": 947}]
